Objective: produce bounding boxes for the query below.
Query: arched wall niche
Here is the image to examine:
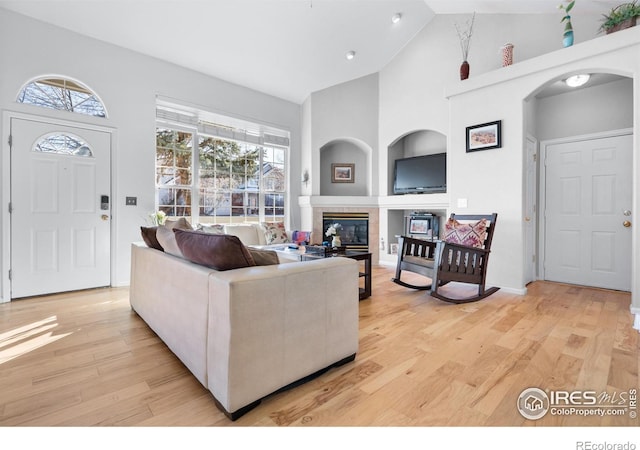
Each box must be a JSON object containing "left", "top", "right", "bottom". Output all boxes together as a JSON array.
[
  {"left": 319, "top": 137, "right": 371, "bottom": 196},
  {"left": 387, "top": 129, "right": 447, "bottom": 196}
]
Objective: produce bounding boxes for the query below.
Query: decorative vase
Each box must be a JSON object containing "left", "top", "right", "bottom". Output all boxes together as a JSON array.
[
  {"left": 563, "top": 31, "right": 574, "bottom": 47},
  {"left": 501, "top": 43, "right": 514, "bottom": 67},
  {"left": 460, "top": 60, "right": 470, "bottom": 80},
  {"left": 331, "top": 236, "right": 341, "bottom": 248}
]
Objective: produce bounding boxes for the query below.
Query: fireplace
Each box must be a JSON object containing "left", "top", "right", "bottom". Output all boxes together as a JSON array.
[{"left": 322, "top": 212, "right": 369, "bottom": 250}]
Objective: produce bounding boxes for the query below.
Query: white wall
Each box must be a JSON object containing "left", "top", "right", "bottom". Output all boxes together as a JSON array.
[
  {"left": 445, "top": 31, "right": 640, "bottom": 304},
  {"left": 536, "top": 78, "right": 633, "bottom": 141},
  {"left": 308, "top": 11, "right": 640, "bottom": 314},
  {"left": 0, "top": 9, "right": 301, "bottom": 299},
  {"left": 308, "top": 73, "right": 378, "bottom": 196}
]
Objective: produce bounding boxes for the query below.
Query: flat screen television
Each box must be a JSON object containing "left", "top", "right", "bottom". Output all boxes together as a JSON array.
[{"left": 393, "top": 153, "right": 447, "bottom": 194}]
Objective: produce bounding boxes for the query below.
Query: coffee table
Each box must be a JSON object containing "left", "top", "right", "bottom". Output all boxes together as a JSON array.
[{"left": 300, "top": 249, "right": 371, "bottom": 300}]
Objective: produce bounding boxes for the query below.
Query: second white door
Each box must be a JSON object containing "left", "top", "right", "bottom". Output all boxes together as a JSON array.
[{"left": 543, "top": 133, "right": 632, "bottom": 291}]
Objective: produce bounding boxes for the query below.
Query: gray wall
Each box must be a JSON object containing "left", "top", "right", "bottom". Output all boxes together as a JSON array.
[
  {"left": 536, "top": 78, "right": 633, "bottom": 141},
  {"left": 0, "top": 8, "right": 301, "bottom": 296}
]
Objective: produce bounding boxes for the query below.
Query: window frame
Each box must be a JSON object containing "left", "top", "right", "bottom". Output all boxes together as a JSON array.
[{"left": 155, "top": 120, "right": 288, "bottom": 225}]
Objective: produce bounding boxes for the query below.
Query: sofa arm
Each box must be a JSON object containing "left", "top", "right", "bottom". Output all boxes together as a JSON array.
[{"left": 206, "top": 257, "right": 359, "bottom": 415}]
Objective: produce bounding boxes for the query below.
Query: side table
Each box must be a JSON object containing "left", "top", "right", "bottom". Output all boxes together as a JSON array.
[{"left": 300, "top": 249, "right": 371, "bottom": 300}]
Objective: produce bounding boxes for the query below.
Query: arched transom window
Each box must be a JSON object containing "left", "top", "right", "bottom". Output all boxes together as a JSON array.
[
  {"left": 33, "top": 133, "right": 94, "bottom": 158},
  {"left": 17, "top": 77, "right": 107, "bottom": 118}
]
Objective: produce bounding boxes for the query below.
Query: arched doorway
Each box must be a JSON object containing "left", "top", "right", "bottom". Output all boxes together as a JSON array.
[{"left": 525, "top": 72, "right": 633, "bottom": 291}]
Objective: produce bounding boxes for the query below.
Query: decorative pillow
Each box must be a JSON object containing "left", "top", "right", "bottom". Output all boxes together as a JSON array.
[
  {"left": 140, "top": 226, "right": 163, "bottom": 251},
  {"left": 443, "top": 218, "right": 488, "bottom": 248},
  {"left": 197, "top": 223, "right": 225, "bottom": 234},
  {"left": 261, "top": 222, "right": 288, "bottom": 245},
  {"left": 291, "top": 230, "right": 312, "bottom": 245},
  {"left": 247, "top": 247, "right": 279, "bottom": 266},
  {"left": 156, "top": 225, "right": 184, "bottom": 258},
  {"left": 164, "top": 217, "right": 192, "bottom": 230},
  {"left": 173, "top": 229, "right": 256, "bottom": 271}
]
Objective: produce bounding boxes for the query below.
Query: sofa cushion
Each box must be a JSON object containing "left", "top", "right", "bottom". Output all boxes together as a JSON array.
[
  {"left": 197, "top": 223, "right": 225, "bottom": 234},
  {"left": 156, "top": 225, "right": 184, "bottom": 258},
  {"left": 443, "top": 218, "right": 488, "bottom": 248},
  {"left": 174, "top": 229, "right": 256, "bottom": 271},
  {"left": 260, "top": 222, "right": 288, "bottom": 245},
  {"left": 165, "top": 217, "right": 193, "bottom": 230},
  {"left": 140, "top": 226, "right": 163, "bottom": 251},
  {"left": 224, "top": 224, "right": 261, "bottom": 246},
  {"left": 247, "top": 248, "right": 279, "bottom": 266}
]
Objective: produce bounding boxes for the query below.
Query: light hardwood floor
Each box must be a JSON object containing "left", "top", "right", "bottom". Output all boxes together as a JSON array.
[{"left": 0, "top": 265, "right": 638, "bottom": 427}]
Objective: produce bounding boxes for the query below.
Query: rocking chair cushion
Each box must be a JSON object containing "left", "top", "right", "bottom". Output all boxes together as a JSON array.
[{"left": 444, "top": 218, "right": 488, "bottom": 248}]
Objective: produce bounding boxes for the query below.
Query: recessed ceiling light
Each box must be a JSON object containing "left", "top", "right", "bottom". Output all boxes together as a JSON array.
[
  {"left": 565, "top": 74, "right": 590, "bottom": 87},
  {"left": 346, "top": 50, "right": 356, "bottom": 60},
  {"left": 392, "top": 13, "right": 402, "bottom": 24}
]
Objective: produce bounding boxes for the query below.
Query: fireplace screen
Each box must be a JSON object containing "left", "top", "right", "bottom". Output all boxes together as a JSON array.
[{"left": 322, "top": 212, "right": 369, "bottom": 250}]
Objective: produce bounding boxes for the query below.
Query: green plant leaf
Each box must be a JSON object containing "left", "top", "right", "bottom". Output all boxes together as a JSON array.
[{"left": 565, "top": 1, "right": 575, "bottom": 13}]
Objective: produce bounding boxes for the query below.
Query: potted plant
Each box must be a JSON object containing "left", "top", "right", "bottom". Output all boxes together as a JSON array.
[{"left": 599, "top": 1, "right": 640, "bottom": 34}]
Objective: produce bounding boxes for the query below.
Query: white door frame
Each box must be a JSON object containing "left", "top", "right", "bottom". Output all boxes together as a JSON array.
[
  {"left": 524, "top": 134, "right": 538, "bottom": 285},
  {"left": 1, "top": 111, "right": 118, "bottom": 302},
  {"left": 538, "top": 128, "right": 633, "bottom": 287}
]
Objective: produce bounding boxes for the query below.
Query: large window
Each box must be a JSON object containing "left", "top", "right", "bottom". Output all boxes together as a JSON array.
[{"left": 155, "top": 104, "right": 288, "bottom": 224}]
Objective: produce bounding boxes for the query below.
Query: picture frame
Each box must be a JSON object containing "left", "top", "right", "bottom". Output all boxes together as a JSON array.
[
  {"left": 409, "top": 218, "right": 433, "bottom": 237},
  {"left": 466, "top": 120, "right": 502, "bottom": 152},
  {"left": 331, "top": 163, "right": 355, "bottom": 183}
]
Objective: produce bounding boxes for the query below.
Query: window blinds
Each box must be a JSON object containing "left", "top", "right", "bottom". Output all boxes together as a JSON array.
[{"left": 156, "top": 102, "right": 289, "bottom": 147}]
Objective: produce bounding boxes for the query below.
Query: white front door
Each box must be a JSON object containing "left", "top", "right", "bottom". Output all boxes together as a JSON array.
[
  {"left": 543, "top": 133, "right": 632, "bottom": 291},
  {"left": 10, "top": 117, "right": 111, "bottom": 298}
]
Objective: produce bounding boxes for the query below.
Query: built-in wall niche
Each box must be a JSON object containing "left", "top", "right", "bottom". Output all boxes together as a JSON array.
[
  {"left": 320, "top": 139, "right": 369, "bottom": 196},
  {"left": 386, "top": 209, "right": 446, "bottom": 256},
  {"left": 387, "top": 130, "right": 447, "bottom": 196}
]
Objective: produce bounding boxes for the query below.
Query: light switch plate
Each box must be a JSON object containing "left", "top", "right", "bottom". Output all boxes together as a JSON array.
[{"left": 457, "top": 198, "right": 468, "bottom": 208}]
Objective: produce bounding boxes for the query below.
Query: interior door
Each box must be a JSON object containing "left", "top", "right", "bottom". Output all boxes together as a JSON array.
[
  {"left": 543, "top": 133, "right": 632, "bottom": 291},
  {"left": 10, "top": 117, "right": 111, "bottom": 298}
]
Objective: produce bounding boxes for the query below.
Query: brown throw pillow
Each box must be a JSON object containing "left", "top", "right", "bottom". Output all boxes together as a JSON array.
[
  {"left": 140, "top": 226, "right": 163, "bottom": 251},
  {"left": 247, "top": 247, "right": 279, "bottom": 266},
  {"left": 174, "top": 229, "right": 256, "bottom": 271}
]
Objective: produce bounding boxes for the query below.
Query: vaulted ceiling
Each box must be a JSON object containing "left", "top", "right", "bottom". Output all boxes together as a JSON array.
[{"left": 0, "top": 0, "right": 623, "bottom": 103}]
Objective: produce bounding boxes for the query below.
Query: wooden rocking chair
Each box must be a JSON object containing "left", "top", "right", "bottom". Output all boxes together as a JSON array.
[{"left": 392, "top": 213, "right": 499, "bottom": 304}]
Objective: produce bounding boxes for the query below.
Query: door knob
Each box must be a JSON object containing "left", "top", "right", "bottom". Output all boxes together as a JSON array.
[
  {"left": 623, "top": 220, "right": 631, "bottom": 228},
  {"left": 101, "top": 214, "right": 109, "bottom": 221}
]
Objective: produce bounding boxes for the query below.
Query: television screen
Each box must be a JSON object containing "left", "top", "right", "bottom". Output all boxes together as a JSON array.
[{"left": 393, "top": 153, "right": 446, "bottom": 194}]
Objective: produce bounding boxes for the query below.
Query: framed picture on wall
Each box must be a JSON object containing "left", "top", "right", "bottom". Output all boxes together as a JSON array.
[
  {"left": 331, "top": 163, "right": 355, "bottom": 183},
  {"left": 466, "top": 120, "right": 502, "bottom": 152}
]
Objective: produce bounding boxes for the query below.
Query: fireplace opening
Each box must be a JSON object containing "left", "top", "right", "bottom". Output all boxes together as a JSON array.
[{"left": 322, "top": 212, "right": 369, "bottom": 250}]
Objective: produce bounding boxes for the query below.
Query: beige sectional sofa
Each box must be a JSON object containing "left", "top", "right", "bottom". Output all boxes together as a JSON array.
[{"left": 129, "top": 241, "right": 359, "bottom": 420}]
